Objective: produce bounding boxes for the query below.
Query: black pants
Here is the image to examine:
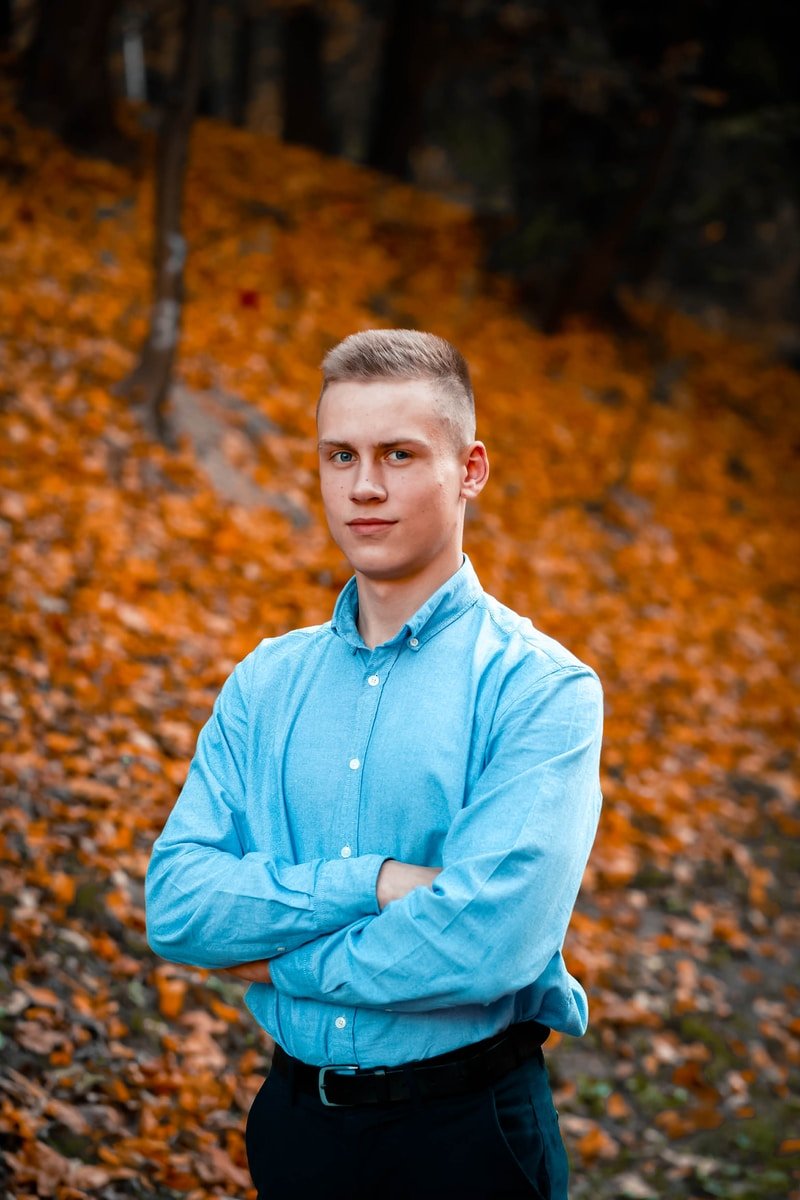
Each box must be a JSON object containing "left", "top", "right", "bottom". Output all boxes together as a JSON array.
[{"left": 245, "top": 1047, "right": 569, "bottom": 1199}]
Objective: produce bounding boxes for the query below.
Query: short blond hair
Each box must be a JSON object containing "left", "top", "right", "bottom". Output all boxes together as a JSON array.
[{"left": 319, "top": 329, "right": 476, "bottom": 447}]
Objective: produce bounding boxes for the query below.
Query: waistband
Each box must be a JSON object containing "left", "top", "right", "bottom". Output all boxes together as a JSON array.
[{"left": 271, "top": 1020, "right": 551, "bottom": 1107}]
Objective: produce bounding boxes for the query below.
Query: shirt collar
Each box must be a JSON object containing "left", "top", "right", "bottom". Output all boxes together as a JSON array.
[{"left": 330, "top": 555, "right": 483, "bottom": 651}]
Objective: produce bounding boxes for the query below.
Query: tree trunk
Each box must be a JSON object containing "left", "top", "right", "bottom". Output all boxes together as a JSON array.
[
  {"left": 118, "top": 0, "right": 209, "bottom": 442},
  {"left": 365, "top": 0, "right": 431, "bottom": 179},
  {"left": 281, "top": 3, "right": 334, "bottom": 153},
  {"left": 19, "top": 0, "right": 133, "bottom": 162}
]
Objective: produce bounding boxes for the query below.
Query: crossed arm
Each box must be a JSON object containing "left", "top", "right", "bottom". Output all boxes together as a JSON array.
[
  {"left": 145, "top": 662, "right": 602, "bottom": 1008},
  {"left": 220, "top": 861, "right": 442, "bottom": 983}
]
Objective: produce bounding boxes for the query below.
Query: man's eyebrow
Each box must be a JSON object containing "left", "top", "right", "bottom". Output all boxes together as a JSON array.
[
  {"left": 375, "top": 438, "right": 429, "bottom": 450},
  {"left": 317, "top": 437, "right": 430, "bottom": 450}
]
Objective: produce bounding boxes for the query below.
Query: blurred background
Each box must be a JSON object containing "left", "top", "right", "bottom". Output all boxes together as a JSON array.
[
  {"left": 0, "top": 4, "right": 798, "bottom": 1200},
  {"left": 5, "top": 0, "right": 800, "bottom": 342}
]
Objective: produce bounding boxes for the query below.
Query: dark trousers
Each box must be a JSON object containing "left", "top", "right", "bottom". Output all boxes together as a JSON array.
[{"left": 245, "top": 1046, "right": 569, "bottom": 1199}]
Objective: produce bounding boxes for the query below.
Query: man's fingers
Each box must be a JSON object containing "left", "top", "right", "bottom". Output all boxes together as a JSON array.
[{"left": 221, "top": 960, "right": 271, "bottom": 983}]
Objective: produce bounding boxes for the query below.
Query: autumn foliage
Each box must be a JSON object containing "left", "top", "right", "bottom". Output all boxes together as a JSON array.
[{"left": 1, "top": 95, "right": 798, "bottom": 1200}]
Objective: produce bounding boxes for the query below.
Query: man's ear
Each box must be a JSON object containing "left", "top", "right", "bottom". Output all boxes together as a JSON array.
[{"left": 460, "top": 442, "right": 490, "bottom": 500}]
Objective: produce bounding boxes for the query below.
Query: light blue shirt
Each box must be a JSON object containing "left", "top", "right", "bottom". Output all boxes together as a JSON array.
[{"left": 145, "top": 557, "right": 603, "bottom": 1068}]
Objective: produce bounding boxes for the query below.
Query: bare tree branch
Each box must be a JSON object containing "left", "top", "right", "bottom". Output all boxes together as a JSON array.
[{"left": 119, "top": 0, "right": 209, "bottom": 443}]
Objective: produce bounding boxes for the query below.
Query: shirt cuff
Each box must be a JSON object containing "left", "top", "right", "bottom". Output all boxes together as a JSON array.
[
  {"left": 270, "top": 854, "right": 385, "bottom": 999},
  {"left": 269, "top": 940, "right": 318, "bottom": 997},
  {"left": 314, "top": 852, "right": 385, "bottom": 928}
]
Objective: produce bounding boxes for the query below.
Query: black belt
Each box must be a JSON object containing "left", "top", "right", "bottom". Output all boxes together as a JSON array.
[{"left": 272, "top": 1020, "right": 550, "bottom": 1108}]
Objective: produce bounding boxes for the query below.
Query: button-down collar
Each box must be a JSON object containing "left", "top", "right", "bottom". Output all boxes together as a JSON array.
[{"left": 330, "top": 556, "right": 483, "bottom": 652}]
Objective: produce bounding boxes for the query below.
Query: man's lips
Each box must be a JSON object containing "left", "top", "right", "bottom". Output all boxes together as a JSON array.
[{"left": 346, "top": 518, "right": 397, "bottom": 532}]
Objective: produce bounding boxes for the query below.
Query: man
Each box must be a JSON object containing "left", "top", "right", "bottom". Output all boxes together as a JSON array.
[{"left": 145, "top": 329, "right": 603, "bottom": 1199}]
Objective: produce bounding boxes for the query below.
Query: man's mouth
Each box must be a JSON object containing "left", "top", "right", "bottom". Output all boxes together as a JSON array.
[{"left": 347, "top": 518, "right": 397, "bottom": 532}]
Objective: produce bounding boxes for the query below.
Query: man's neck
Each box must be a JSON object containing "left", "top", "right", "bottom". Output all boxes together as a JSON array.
[{"left": 355, "top": 552, "right": 464, "bottom": 649}]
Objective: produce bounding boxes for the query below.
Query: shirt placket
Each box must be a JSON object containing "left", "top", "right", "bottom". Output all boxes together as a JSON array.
[{"left": 328, "top": 642, "right": 401, "bottom": 1063}]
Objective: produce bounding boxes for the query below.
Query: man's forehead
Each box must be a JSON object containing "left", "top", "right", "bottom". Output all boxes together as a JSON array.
[
  {"left": 320, "top": 377, "right": 441, "bottom": 405},
  {"left": 317, "top": 379, "right": 449, "bottom": 438}
]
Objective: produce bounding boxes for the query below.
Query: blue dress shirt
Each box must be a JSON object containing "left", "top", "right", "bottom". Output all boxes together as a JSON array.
[{"left": 145, "top": 557, "right": 603, "bottom": 1068}]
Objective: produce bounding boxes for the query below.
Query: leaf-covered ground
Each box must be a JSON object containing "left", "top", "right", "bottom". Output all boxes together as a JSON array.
[{"left": 1, "top": 96, "right": 799, "bottom": 1200}]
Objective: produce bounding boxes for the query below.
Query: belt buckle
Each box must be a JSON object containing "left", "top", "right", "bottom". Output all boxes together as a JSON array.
[{"left": 318, "top": 1064, "right": 359, "bottom": 1107}]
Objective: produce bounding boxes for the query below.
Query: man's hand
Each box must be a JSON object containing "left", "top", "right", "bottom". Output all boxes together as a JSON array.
[
  {"left": 221, "top": 959, "right": 272, "bottom": 983},
  {"left": 377, "top": 860, "right": 442, "bottom": 911}
]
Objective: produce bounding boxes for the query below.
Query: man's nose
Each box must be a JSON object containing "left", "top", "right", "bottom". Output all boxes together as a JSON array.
[{"left": 349, "top": 463, "right": 387, "bottom": 502}]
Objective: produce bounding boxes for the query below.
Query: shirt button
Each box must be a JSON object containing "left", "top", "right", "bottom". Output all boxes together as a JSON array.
[
  {"left": 349, "top": 758, "right": 360, "bottom": 770},
  {"left": 277, "top": 946, "right": 286, "bottom": 953},
  {"left": 340, "top": 844, "right": 352, "bottom": 858},
  {"left": 409, "top": 637, "right": 419, "bottom": 647},
  {"left": 335, "top": 1016, "right": 347, "bottom": 1030},
  {"left": 367, "top": 674, "right": 379, "bottom": 686}
]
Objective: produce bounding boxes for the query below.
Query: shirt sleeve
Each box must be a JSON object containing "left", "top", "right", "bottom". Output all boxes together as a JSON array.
[
  {"left": 144, "top": 657, "right": 385, "bottom": 969},
  {"left": 268, "top": 665, "right": 603, "bottom": 1010}
]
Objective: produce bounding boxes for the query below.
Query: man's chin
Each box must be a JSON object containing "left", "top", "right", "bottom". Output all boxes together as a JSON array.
[
  {"left": 349, "top": 558, "right": 415, "bottom": 583},
  {"left": 345, "top": 549, "right": 457, "bottom": 587},
  {"left": 339, "top": 544, "right": 418, "bottom": 583}
]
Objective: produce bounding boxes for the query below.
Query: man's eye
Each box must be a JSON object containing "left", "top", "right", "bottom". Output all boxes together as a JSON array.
[
  {"left": 332, "top": 451, "right": 354, "bottom": 463},
  {"left": 388, "top": 450, "right": 411, "bottom": 461}
]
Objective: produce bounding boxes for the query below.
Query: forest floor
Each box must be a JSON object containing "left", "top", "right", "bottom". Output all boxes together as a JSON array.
[{"left": 1, "top": 97, "right": 799, "bottom": 1200}]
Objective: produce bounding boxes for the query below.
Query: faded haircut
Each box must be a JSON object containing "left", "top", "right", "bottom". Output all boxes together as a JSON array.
[{"left": 318, "top": 329, "right": 476, "bottom": 447}]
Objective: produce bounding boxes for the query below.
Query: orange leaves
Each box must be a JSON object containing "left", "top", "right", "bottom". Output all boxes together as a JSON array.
[
  {"left": 15, "top": 1023, "right": 65, "bottom": 1056},
  {"left": 710, "top": 912, "right": 748, "bottom": 952},
  {"left": 671, "top": 1060, "right": 719, "bottom": 1104},
  {"left": 154, "top": 967, "right": 188, "bottom": 1019},
  {"left": 655, "top": 1104, "right": 723, "bottom": 1139},
  {"left": 18, "top": 983, "right": 62, "bottom": 1009},
  {"left": 576, "top": 1122, "right": 620, "bottom": 1161},
  {"left": 172, "top": 1010, "right": 231, "bottom": 1075},
  {"left": 209, "top": 996, "right": 242, "bottom": 1024},
  {"left": 43, "top": 1097, "right": 91, "bottom": 1138},
  {"left": 606, "top": 1091, "right": 631, "bottom": 1120},
  {"left": 3, "top": 1139, "right": 120, "bottom": 1195},
  {"left": 590, "top": 839, "right": 639, "bottom": 888}
]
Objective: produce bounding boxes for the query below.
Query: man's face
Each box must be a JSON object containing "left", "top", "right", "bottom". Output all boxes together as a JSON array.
[{"left": 317, "top": 378, "right": 473, "bottom": 584}]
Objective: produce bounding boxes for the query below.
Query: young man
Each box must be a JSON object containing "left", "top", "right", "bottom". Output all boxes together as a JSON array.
[{"left": 145, "top": 329, "right": 603, "bottom": 1199}]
